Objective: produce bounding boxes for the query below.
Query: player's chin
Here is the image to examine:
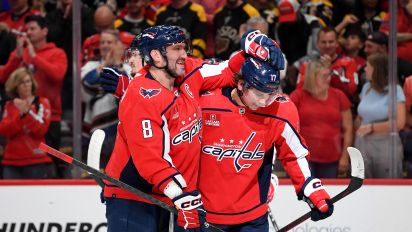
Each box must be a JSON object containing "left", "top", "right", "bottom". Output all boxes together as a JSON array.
[{"left": 174, "top": 66, "right": 186, "bottom": 77}]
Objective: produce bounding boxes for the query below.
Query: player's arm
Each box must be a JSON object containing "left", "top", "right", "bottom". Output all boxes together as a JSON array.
[
  {"left": 120, "top": 89, "right": 185, "bottom": 192},
  {"left": 274, "top": 99, "right": 333, "bottom": 221}
]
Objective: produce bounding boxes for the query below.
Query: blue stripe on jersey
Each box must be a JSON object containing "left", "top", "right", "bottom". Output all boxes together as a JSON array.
[
  {"left": 257, "top": 145, "right": 275, "bottom": 204},
  {"left": 178, "top": 65, "right": 203, "bottom": 87},
  {"left": 251, "top": 112, "right": 308, "bottom": 150},
  {"left": 201, "top": 108, "right": 232, "bottom": 112},
  {"left": 118, "top": 157, "right": 160, "bottom": 195},
  {"left": 161, "top": 96, "right": 178, "bottom": 116}
]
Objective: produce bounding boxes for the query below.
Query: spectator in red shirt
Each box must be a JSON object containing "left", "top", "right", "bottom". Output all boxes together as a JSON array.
[
  {"left": 294, "top": 28, "right": 359, "bottom": 103},
  {"left": 82, "top": 4, "right": 134, "bottom": 63},
  {"left": 290, "top": 59, "right": 353, "bottom": 178},
  {"left": 0, "top": 67, "right": 54, "bottom": 179},
  {"left": 0, "top": 15, "right": 68, "bottom": 178},
  {"left": 380, "top": 0, "right": 412, "bottom": 64},
  {"left": 0, "top": 0, "right": 40, "bottom": 31}
]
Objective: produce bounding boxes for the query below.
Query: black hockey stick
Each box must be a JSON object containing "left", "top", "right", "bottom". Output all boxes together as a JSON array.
[
  {"left": 38, "top": 142, "right": 224, "bottom": 232},
  {"left": 268, "top": 207, "right": 280, "bottom": 230},
  {"left": 276, "top": 147, "right": 365, "bottom": 232}
]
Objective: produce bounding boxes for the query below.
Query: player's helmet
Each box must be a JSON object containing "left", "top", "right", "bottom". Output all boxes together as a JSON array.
[
  {"left": 241, "top": 57, "right": 280, "bottom": 93},
  {"left": 136, "top": 25, "right": 190, "bottom": 65}
]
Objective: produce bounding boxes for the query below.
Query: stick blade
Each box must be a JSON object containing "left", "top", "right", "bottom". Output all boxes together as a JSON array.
[
  {"left": 347, "top": 147, "right": 365, "bottom": 180},
  {"left": 87, "top": 129, "right": 106, "bottom": 170}
]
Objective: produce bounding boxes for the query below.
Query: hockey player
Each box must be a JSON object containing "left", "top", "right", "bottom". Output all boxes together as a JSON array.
[
  {"left": 99, "top": 25, "right": 285, "bottom": 232},
  {"left": 198, "top": 57, "right": 334, "bottom": 231}
]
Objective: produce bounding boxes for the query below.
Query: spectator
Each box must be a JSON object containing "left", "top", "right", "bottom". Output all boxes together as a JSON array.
[
  {"left": 115, "top": 0, "right": 152, "bottom": 36},
  {"left": 45, "top": 0, "right": 95, "bottom": 119},
  {"left": 361, "top": 31, "right": 412, "bottom": 86},
  {"left": 290, "top": 59, "right": 353, "bottom": 178},
  {"left": 401, "top": 75, "right": 412, "bottom": 176},
  {"left": 213, "top": 0, "right": 260, "bottom": 60},
  {"left": 81, "top": 29, "right": 131, "bottom": 168},
  {"left": 305, "top": 0, "right": 334, "bottom": 28},
  {"left": 154, "top": 0, "right": 208, "bottom": 59},
  {"left": 293, "top": 28, "right": 359, "bottom": 103},
  {"left": 0, "top": 67, "right": 54, "bottom": 179},
  {"left": 0, "top": 15, "right": 68, "bottom": 178},
  {"left": 192, "top": 0, "right": 225, "bottom": 58},
  {"left": 352, "top": 0, "right": 387, "bottom": 35},
  {"left": 248, "top": 0, "right": 279, "bottom": 39},
  {"left": 354, "top": 53, "right": 406, "bottom": 178},
  {"left": 404, "top": 76, "right": 412, "bottom": 127},
  {"left": 0, "top": 0, "right": 40, "bottom": 67},
  {"left": 379, "top": 0, "right": 412, "bottom": 64},
  {"left": 277, "top": 0, "right": 321, "bottom": 64},
  {"left": 0, "top": 0, "right": 40, "bottom": 31},
  {"left": 341, "top": 24, "right": 366, "bottom": 71},
  {"left": 82, "top": 4, "right": 134, "bottom": 63}
]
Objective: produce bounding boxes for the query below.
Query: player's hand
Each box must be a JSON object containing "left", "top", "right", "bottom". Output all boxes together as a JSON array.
[
  {"left": 299, "top": 177, "right": 334, "bottom": 221},
  {"left": 240, "top": 29, "right": 285, "bottom": 70},
  {"left": 172, "top": 190, "right": 208, "bottom": 231},
  {"left": 100, "top": 66, "right": 129, "bottom": 98}
]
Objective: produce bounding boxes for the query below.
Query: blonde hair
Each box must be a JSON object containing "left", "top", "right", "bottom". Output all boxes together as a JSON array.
[
  {"left": 303, "top": 60, "right": 328, "bottom": 94},
  {"left": 5, "top": 67, "right": 37, "bottom": 99}
]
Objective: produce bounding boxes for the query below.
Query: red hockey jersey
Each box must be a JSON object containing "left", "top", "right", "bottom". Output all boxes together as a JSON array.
[
  {"left": 198, "top": 88, "right": 312, "bottom": 224},
  {"left": 103, "top": 59, "right": 239, "bottom": 206}
]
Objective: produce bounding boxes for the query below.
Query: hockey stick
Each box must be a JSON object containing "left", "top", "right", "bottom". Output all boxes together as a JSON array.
[
  {"left": 38, "top": 142, "right": 224, "bottom": 232},
  {"left": 277, "top": 147, "right": 364, "bottom": 232},
  {"left": 86, "top": 129, "right": 105, "bottom": 188},
  {"left": 86, "top": 130, "right": 177, "bottom": 232},
  {"left": 268, "top": 207, "right": 280, "bottom": 230}
]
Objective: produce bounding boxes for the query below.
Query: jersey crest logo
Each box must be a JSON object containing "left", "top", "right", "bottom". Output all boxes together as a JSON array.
[
  {"left": 140, "top": 87, "right": 161, "bottom": 99},
  {"left": 205, "top": 113, "right": 220, "bottom": 127},
  {"left": 184, "top": 84, "right": 194, "bottom": 99},
  {"left": 202, "top": 132, "right": 264, "bottom": 172}
]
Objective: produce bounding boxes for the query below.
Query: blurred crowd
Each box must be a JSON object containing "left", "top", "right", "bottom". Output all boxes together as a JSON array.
[{"left": 0, "top": 0, "right": 411, "bottom": 179}]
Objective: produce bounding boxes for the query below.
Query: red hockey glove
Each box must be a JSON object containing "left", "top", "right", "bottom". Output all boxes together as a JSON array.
[
  {"left": 172, "top": 190, "right": 208, "bottom": 231},
  {"left": 240, "top": 29, "right": 285, "bottom": 70},
  {"left": 100, "top": 66, "right": 130, "bottom": 98},
  {"left": 299, "top": 177, "right": 334, "bottom": 221}
]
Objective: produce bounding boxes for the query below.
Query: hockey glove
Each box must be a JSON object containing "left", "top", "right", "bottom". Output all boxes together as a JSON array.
[
  {"left": 240, "top": 29, "right": 285, "bottom": 70},
  {"left": 172, "top": 190, "right": 208, "bottom": 231},
  {"left": 100, "top": 66, "right": 130, "bottom": 98},
  {"left": 298, "top": 177, "right": 334, "bottom": 221}
]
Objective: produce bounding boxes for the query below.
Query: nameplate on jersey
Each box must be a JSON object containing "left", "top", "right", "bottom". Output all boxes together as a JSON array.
[{"left": 140, "top": 87, "right": 161, "bottom": 99}]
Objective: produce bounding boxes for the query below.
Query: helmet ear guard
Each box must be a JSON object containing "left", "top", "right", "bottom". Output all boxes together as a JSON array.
[{"left": 241, "top": 57, "right": 281, "bottom": 93}]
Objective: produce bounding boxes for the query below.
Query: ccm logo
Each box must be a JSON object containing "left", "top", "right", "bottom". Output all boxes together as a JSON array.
[
  {"left": 312, "top": 181, "right": 322, "bottom": 189},
  {"left": 181, "top": 199, "right": 202, "bottom": 209}
]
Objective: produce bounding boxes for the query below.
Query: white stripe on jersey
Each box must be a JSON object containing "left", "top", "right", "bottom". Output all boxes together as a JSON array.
[
  {"left": 162, "top": 115, "right": 172, "bottom": 165},
  {"left": 281, "top": 123, "right": 311, "bottom": 177},
  {"left": 161, "top": 115, "right": 187, "bottom": 189},
  {"left": 199, "top": 61, "right": 229, "bottom": 78}
]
